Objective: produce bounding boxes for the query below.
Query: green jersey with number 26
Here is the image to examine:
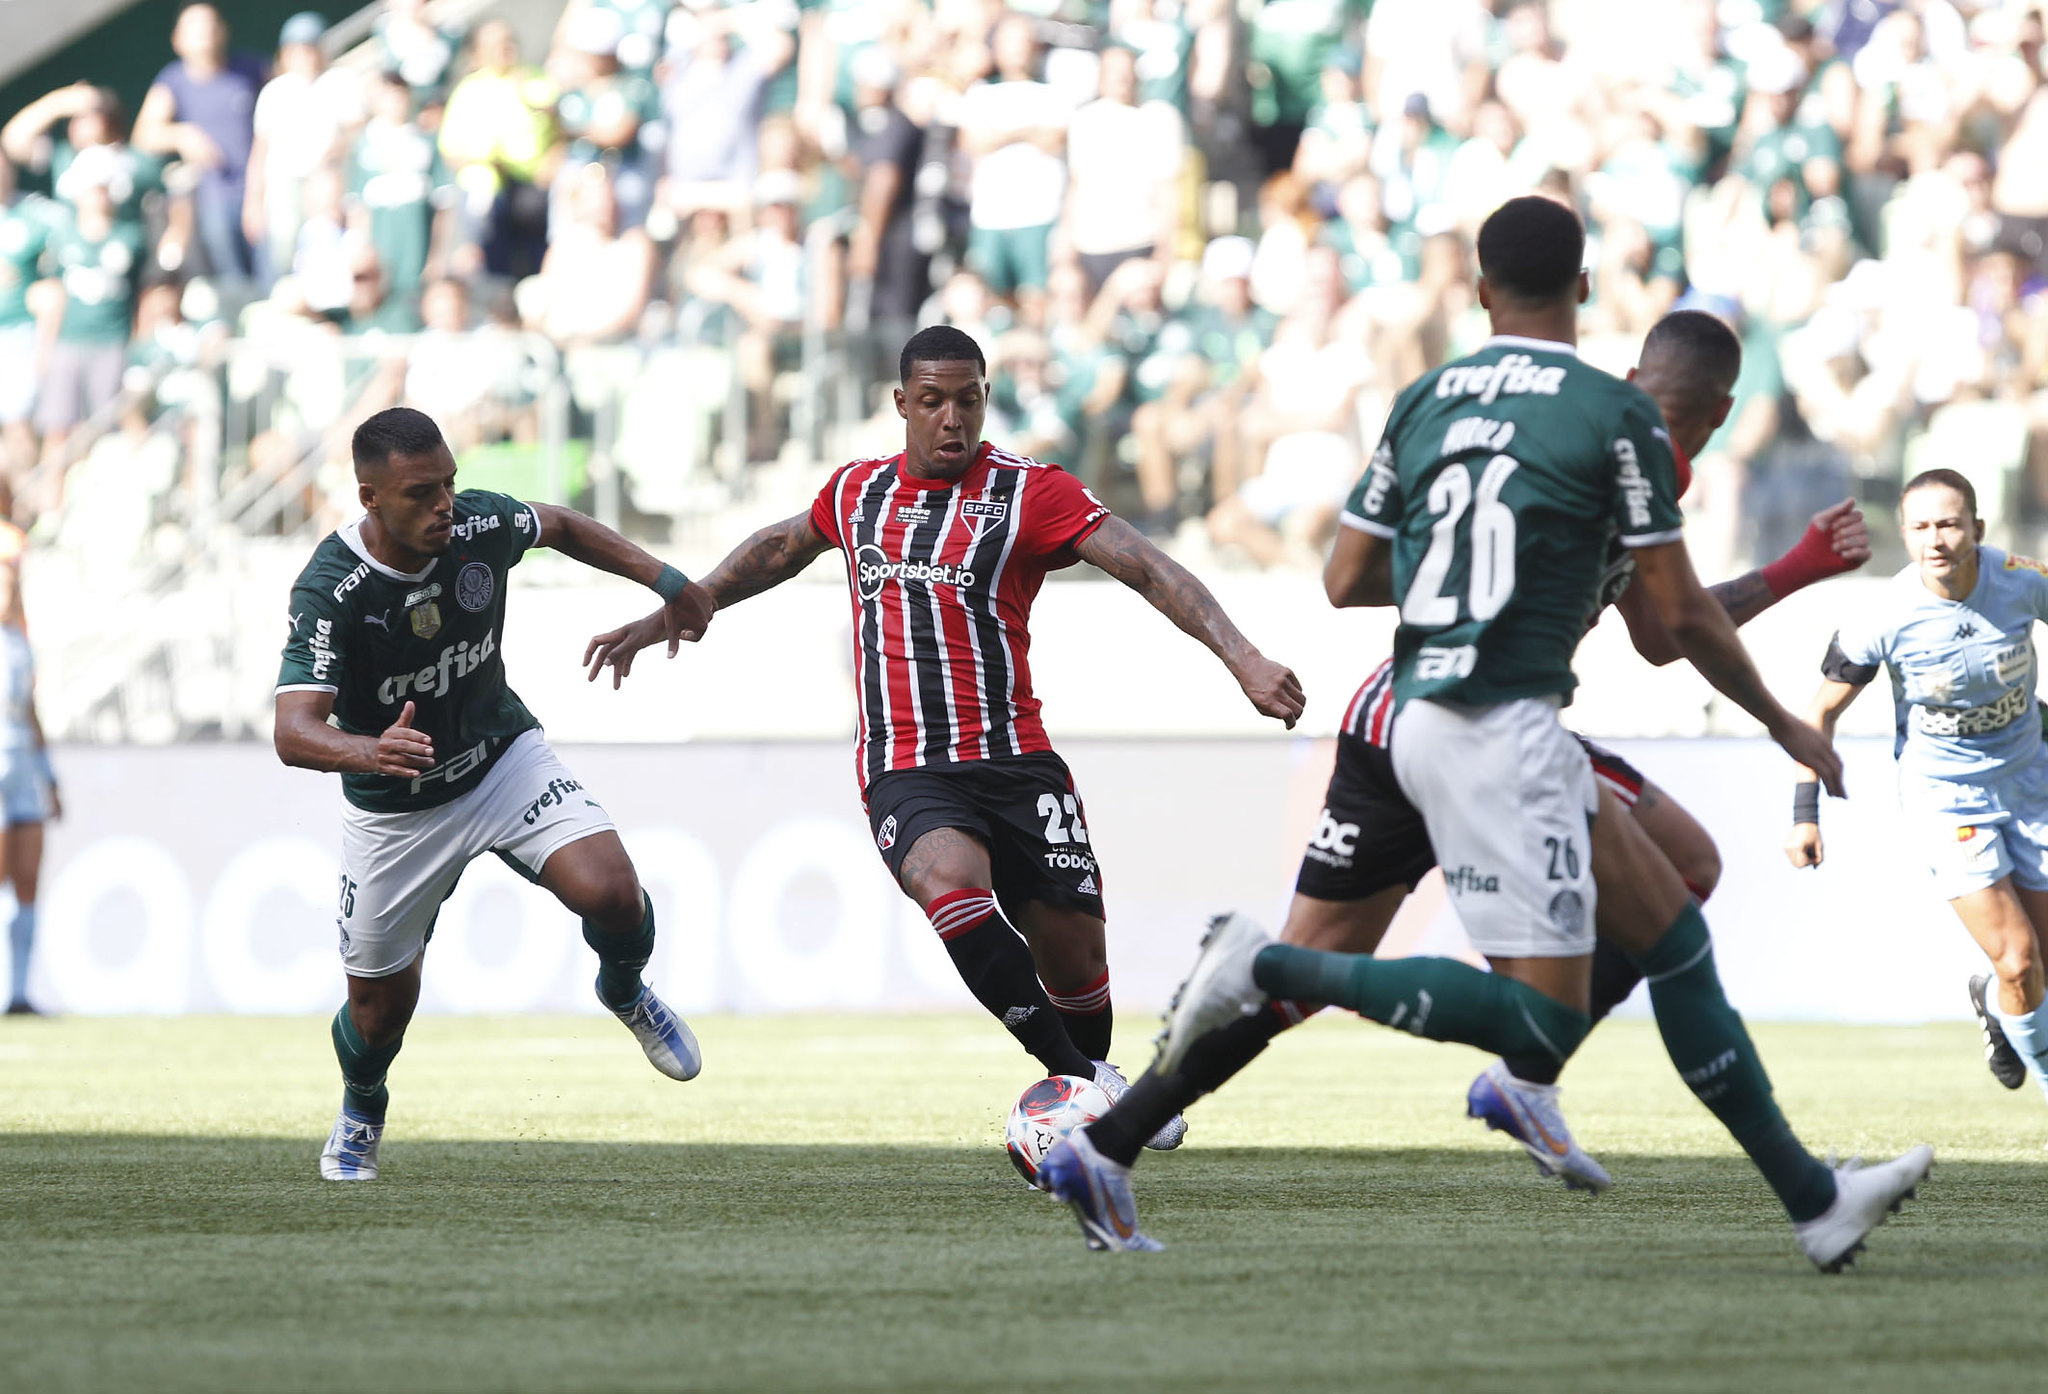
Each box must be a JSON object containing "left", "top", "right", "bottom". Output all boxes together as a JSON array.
[{"left": 1341, "top": 336, "right": 1684, "bottom": 709}]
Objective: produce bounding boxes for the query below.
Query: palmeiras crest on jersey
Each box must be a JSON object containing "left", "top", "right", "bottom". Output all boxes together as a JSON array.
[
  {"left": 406, "top": 582, "right": 444, "bottom": 640},
  {"left": 456, "top": 561, "right": 494, "bottom": 613}
]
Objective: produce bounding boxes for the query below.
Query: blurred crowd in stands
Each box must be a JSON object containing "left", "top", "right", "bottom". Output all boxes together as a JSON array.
[{"left": 4, "top": 0, "right": 2048, "bottom": 573}]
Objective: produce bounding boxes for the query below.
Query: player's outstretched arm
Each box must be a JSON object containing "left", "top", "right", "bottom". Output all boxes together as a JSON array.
[
  {"left": 1323, "top": 523, "right": 1394, "bottom": 608},
  {"left": 275, "top": 692, "right": 436, "bottom": 776},
  {"left": 1615, "top": 499, "right": 1870, "bottom": 666},
  {"left": 531, "top": 503, "right": 716, "bottom": 645},
  {"left": 583, "top": 512, "right": 832, "bottom": 688},
  {"left": 1076, "top": 516, "right": 1306, "bottom": 728},
  {"left": 1785, "top": 676, "right": 1866, "bottom": 869},
  {"left": 1629, "top": 538, "right": 1846, "bottom": 796}
]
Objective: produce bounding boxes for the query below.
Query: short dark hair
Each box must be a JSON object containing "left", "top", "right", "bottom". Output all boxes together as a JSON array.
[
  {"left": 899, "top": 325, "right": 986, "bottom": 383},
  {"left": 1476, "top": 196, "right": 1585, "bottom": 303},
  {"left": 1902, "top": 468, "right": 1978, "bottom": 520},
  {"left": 1639, "top": 309, "right": 1743, "bottom": 404},
  {"left": 353, "top": 407, "right": 446, "bottom": 476}
]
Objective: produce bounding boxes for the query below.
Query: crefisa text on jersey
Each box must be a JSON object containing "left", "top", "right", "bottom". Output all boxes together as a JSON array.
[{"left": 375, "top": 629, "right": 498, "bottom": 704}]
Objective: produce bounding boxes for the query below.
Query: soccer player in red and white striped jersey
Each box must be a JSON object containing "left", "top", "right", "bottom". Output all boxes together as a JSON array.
[{"left": 588, "top": 327, "right": 1304, "bottom": 1134}]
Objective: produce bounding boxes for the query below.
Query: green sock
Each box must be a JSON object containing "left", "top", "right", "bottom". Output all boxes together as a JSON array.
[
  {"left": 1253, "top": 945, "right": 1590, "bottom": 1064},
  {"left": 331, "top": 1005, "right": 403, "bottom": 1122},
  {"left": 586, "top": 892, "right": 656, "bottom": 1010},
  {"left": 1627, "top": 903, "right": 1837, "bottom": 1223}
]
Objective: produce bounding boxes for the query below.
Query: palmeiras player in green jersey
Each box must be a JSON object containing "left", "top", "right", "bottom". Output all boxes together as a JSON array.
[
  {"left": 1046, "top": 197, "right": 1933, "bottom": 1268},
  {"left": 276, "top": 407, "right": 714, "bottom": 1180}
]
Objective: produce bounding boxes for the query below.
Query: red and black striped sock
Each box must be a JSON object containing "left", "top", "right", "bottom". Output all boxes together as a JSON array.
[
  {"left": 928, "top": 889, "right": 1094, "bottom": 1078},
  {"left": 1045, "top": 970, "right": 1113, "bottom": 1062}
]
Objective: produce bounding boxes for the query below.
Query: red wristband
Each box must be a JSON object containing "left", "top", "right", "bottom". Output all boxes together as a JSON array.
[{"left": 1758, "top": 520, "right": 1855, "bottom": 599}]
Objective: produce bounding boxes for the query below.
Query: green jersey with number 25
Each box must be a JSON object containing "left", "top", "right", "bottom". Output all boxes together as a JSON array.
[{"left": 1342, "top": 336, "right": 1684, "bottom": 709}]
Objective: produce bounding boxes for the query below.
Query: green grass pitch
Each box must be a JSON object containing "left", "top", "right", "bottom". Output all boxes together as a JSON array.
[{"left": 4, "top": 1012, "right": 2044, "bottom": 1393}]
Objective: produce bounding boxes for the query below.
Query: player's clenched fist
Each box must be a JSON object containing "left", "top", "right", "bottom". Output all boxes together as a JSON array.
[
  {"left": 1236, "top": 654, "right": 1306, "bottom": 730},
  {"left": 1785, "top": 822, "right": 1825, "bottom": 869},
  {"left": 660, "top": 581, "right": 715, "bottom": 650},
  {"left": 373, "top": 701, "right": 435, "bottom": 775},
  {"left": 1814, "top": 498, "right": 1871, "bottom": 569}
]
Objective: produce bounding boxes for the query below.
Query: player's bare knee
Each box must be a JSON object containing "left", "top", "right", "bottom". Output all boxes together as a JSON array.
[
  {"left": 1994, "top": 939, "right": 2039, "bottom": 990},
  {"left": 578, "top": 877, "right": 646, "bottom": 932},
  {"left": 1035, "top": 931, "right": 1107, "bottom": 991},
  {"left": 1677, "top": 841, "right": 1723, "bottom": 901}
]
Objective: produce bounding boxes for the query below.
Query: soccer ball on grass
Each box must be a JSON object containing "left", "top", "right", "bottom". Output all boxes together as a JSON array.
[{"left": 1004, "top": 1073, "right": 1112, "bottom": 1189}]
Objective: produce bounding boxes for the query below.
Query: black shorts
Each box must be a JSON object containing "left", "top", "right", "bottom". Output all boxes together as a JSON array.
[
  {"left": 1294, "top": 731, "right": 1648, "bottom": 903},
  {"left": 865, "top": 751, "right": 1107, "bottom": 921}
]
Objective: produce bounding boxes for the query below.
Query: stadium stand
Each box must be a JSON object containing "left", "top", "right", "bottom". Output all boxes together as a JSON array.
[{"left": 5, "top": 0, "right": 2048, "bottom": 741}]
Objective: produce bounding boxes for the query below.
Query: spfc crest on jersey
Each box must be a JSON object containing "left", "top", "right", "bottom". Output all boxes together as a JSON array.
[{"left": 961, "top": 499, "right": 1008, "bottom": 539}]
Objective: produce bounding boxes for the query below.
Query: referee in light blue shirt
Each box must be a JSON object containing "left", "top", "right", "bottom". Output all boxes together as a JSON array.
[{"left": 1789, "top": 467, "right": 2048, "bottom": 1104}]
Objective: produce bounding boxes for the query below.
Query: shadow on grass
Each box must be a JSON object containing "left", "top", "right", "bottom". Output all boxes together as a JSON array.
[{"left": 4, "top": 1136, "right": 2046, "bottom": 1394}]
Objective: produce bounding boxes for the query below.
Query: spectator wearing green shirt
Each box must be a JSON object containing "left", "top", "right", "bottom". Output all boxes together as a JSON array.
[
  {"left": 1735, "top": 44, "right": 1843, "bottom": 217},
  {"left": 2, "top": 85, "right": 172, "bottom": 242},
  {"left": 36, "top": 171, "right": 144, "bottom": 470},
  {"left": 1372, "top": 93, "right": 1459, "bottom": 252},
  {"left": 439, "top": 20, "right": 556, "bottom": 279},
  {"left": 1246, "top": 0, "right": 1362, "bottom": 173},
  {"left": 246, "top": 12, "right": 360, "bottom": 291},
  {"left": 1130, "top": 236, "right": 1276, "bottom": 530},
  {"left": 1293, "top": 46, "right": 1373, "bottom": 201},
  {"left": 373, "top": 0, "right": 463, "bottom": 105},
  {"left": 0, "top": 157, "right": 59, "bottom": 471},
  {"left": 557, "top": 0, "right": 674, "bottom": 79},
  {"left": 1110, "top": 0, "right": 1195, "bottom": 116},
  {"left": 348, "top": 72, "right": 456, "bottom": 303},
  {"left": 552, "top": 7, "right": 662, "bottom": 232}
]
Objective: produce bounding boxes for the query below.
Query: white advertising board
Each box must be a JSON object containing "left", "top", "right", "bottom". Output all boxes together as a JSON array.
[{"left": 16, "top": 736, "right": 1978, "bottom": 1022}]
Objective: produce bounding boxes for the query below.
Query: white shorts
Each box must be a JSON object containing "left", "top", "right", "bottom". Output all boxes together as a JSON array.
[
  {"left": 1390, "top": 695, "right": 1599, "bottom": 958},
  {"left": 336, "top": 730, "right": 616, "bottom": 977}
]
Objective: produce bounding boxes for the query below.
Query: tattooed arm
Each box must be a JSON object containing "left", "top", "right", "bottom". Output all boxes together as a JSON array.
[
  {"left": 1075, "top": 515, "right": 1306, "bottom": 727},
  {"left": 584, "top": 513, "right": 833, "bottom": 686},
  {"left": 699, "top": 514, "right": 835, "bottom": 611},
  {"left": 1617, "top": 499, "right": 1869, "bottom": 666}
]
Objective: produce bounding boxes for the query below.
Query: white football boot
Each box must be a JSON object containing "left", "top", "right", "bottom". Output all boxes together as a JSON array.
[
  {"left": 1465, "top": 1060, "right": 1611, "bottom": 1193},
  {"left": 319, "top": 1104, "right": 384, "bottom": 1181},
  {"left": 1792, "top": 1145, "right": 1934, "bottom": 1272},
  {"left": 602, "top": 980, "right": 703, "bottom": 1081},
  {"left": 1092, "top": 1060, "right": 1189, "bottom": 1151},
  {"left": 1154, "top": 912, "right": 1271, "bottom": 1075}
]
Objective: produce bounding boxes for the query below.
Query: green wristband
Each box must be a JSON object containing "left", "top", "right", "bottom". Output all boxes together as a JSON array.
[{"left": 653, "top": 564, "right": 691, "bottom": 603}]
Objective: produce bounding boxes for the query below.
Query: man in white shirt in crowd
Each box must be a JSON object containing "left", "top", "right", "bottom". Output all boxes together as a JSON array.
[
  {"left": 1063, "top": 44, "right": 1183, "bottom": 293},
  {"left": 956, "top": 12, "right": 1076, "bottom": 326}
]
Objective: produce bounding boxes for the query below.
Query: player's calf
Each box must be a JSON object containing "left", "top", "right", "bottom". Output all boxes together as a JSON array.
[{"left": 928, "top": 888, "right": 1096, "bottom": 1078}]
